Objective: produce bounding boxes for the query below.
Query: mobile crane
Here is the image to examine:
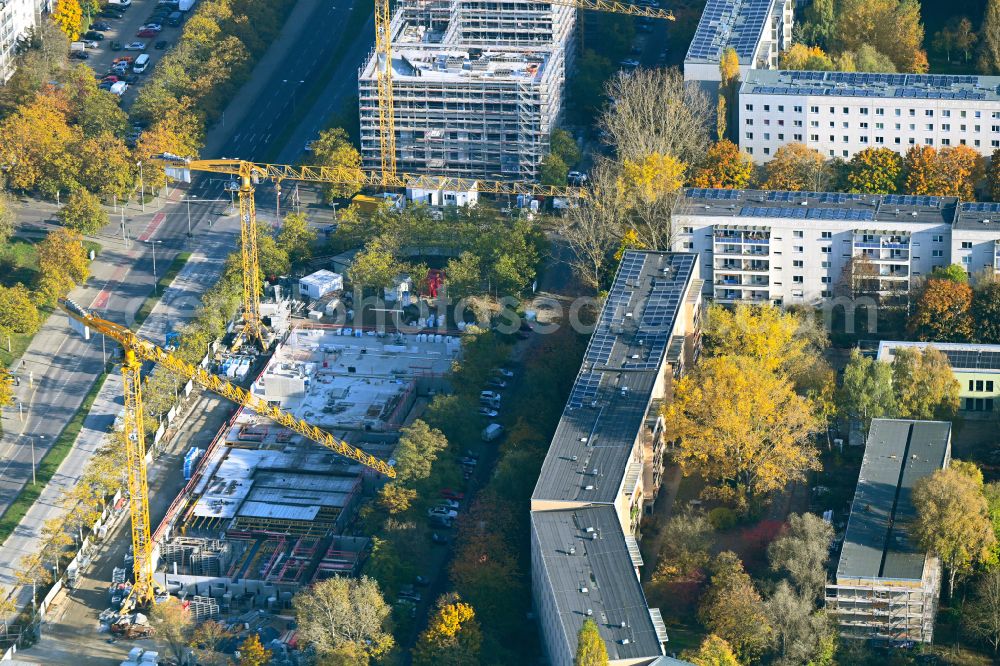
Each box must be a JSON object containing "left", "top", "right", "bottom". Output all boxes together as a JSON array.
[{"left": 58, "top": 298, "right": 395, "bottom": 613}]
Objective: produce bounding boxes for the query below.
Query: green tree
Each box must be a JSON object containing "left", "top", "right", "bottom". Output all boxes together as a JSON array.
[
  {"left": 550, "top": 128, "right": 581, "bottom": 166},
  {"left": 652, "top": 507, "right": 713, "bottom": 581},
  {"left": 292, "top": 576, "right": 394, "bottom": 661},
  {"left": 837, "top": 349, "right": 898, "bottom": 429},
  {"left": 0, "top": 191, "right": 14, "bottom": 245},
  {"left": 277, "top": 211, "right": 317, "bottom": 265},
  {"left": 930, "top": 263, "right": 970, "bottom": 283},
  {"left": 444, "top": 251, "right": 482, "bottom": 300},
  {"left": 980, "top": 0, "right": 1000, "bottom": 75},
  {"left": 890, "top": 346, "right": 960, "bottom": 421},
  {"left": 0, "top": 284, "right": 41, "bottom": 342},
  {"left": 972, "top": 279, "right": 1000, "bottom": 343},
  {"left": 393, "top": 420, "right": 448, "bottom": 483},
  {"left": 574, "top": 618, "right": 608, "bottom": 666},
  {"left": 540, "top": 152, "right": 569, "bottom": 186},
  {"left": 349, "top": 235, "right": 401, "bottom": 291},
  {"left": 77, "top": 133, "right": 134, "bottom": 200},
  {"left": 699, "top": 552, "right": 772, "bottom": 662},
  {"left": 846, "top": 147, "right": 903, "bottom": 194},
  {"left": 766, "top": 581, "right": 831, "bottom": 665},
  {"left": 313, "top": 127, "right": 363, "bottom": 201},
  {"left": 768, "top": 513, "right": 834, "bottom": 602},
  {"left": 57, "top": 189, "right": 106, "bottom": 235},
  {"left": 376, "top": 483, "right": 417, "bottom": 514},
  {"left": 799, "top": 0, "right": 835, "bottom": 48},
  {"left": 237, "top": 634, "right": 271, "bottom": 666},
  {"left": 913, "top": 463, "right": 997, "bottom": 596},
  {"left": 413, "top": 594, "right": 483, "bottom": 666}
]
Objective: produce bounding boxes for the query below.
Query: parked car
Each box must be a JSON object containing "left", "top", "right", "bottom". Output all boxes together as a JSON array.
[
  {"left": 154, "top": 40, "right": 169, "bottom": 49},
  {"left": 486, "top": 378, "right": 507, "bottom": 388},
  {"left": 102, "top": 75, "right": 120, "bottom": 83},
  {"left": 98, "top": 81, "right": 114, "bottom": 90},
  {"left": 428, "top": 514, "right": 453, "bottom": 528},
  {"left": 620, "top": 58, "right": 640, "bottom": 68},
  {"left": 479, "top": 390, "right": 500, "bottom": 402},
  {"left": 430, "top": 532, "right": 450, "bottom": 544},
  {"left": 436, "top": 499, "right": 460, "bottom": 511},
  {"left": 427, "top": 506, "right": 458, "bottom": 520},
  {"left": 84, "top": 30, "right": 105, "bottom": 40},
  {"left": 124, "top": 41, "right": 147, "bottom": 50},
  {"left": 142, "top": 23, "right": 163, "bottom": 31},
  {"left": 99, "top": 8, "right": 126, "bottom": 17},
  {"left": 477, "top": 406, "right": 498, "bottom": 418},
  {"left": 458, "top": 456, "right": 478, "bottom": 468},
  {"left": 109, "top": 81, "right": 128, "bottom": 96},
  {"left": 567, "top": 171, "right": 588, "bottom": 186},
  {"left": 494, "top": 368, "right": 514, "bottom": 378},
  {"left": 414, "top": 575, "right": 430, "bottom": 587},
  {"left": 71, "top": 51, "right": 91, "bottom": 59},
  {"left": 398, "top": 585, "right": 421, "bottom": 602},
  {"left": 439, "top": 488, "right": 464, "bottom": 501},
  {"left": 137, "top": 28, "right": 158, "bottom": 37},
  {"left": 91, "top": 21, "right": 112, "bottom": 30},
  {"left": 167, "top": 11, "right": 182, "bottom": 24},
  {"left": 110, "top": 40, "right": 123, "bottom": 50}
]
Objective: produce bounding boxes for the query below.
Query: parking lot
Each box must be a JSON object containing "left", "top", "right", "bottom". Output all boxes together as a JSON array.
[{"left": 77, "top": 0, "right": 189, "bottom": 104}]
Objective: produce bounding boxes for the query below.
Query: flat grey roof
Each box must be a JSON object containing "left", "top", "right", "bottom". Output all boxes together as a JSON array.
[
  {"left": 679, "top": 188, "right": 959, "bottom": 227},
  {"left": 877, "top": 341, "right": 1000, "bottom": 373},
  {"left": 954, "top": 202, "right": 1000, "bottom": 231},
  {"left": 836, "top": 419, "right": 951, "bottom": 582},
  {"left": 685, "top": 0, "right": 775, "bottom": 64},
  {"left": 741, "top": 69, "right": 1000, "bottom": 101},
  {"left": 531, "top": 506, "right": 665, "bottom": 660},
  {"left": 532, "top": 251, "right": 696, "bottom": 504}
]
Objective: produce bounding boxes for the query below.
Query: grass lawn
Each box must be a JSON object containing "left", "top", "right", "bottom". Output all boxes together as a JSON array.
[
  {"left": 0, "top": 366, "right": 109, "bottom": 546},
  {"left": 133, "top": 251, "right": 192, "bottom": 326}
]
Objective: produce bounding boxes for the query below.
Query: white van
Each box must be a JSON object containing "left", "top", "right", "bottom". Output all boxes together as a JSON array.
[{"left": 133, "top": 54, "right": 150, "bottom": 73}]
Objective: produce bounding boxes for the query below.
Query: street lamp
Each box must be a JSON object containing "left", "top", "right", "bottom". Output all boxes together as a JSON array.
[
  {"left": 137, "top": 160, "right": 145, "bottom": 213},
  {"left": 282, "top": 79, "right": 305, "bottom": 112},
  {"left": 146, "top": 239, "right": 163, "bottom": 293},
  {"left": 185, "top": 195, "right": 197, "bottom": 237},
  {"left": 29, "top": 435, "right": 44, "bottom": 486}
]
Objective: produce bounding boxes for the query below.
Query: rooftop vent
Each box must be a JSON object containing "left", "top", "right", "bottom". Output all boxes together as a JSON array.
[
  {"left": 621, "top": 639, "right": 631, "bottom": 645},
  {"left": 586, "top": 608, "right": 593, "bottom": 616},
  {"left": 580, "top": 437, "right": 588, "bottom": 443},
  {"left": 569, "top": 546, "right": 576, "bottom": 555},
  {"left": 585, "top": 485, "right": 595, "bottom": 490},
  {"left": 585, "top": 527, "right": 595, "bottom": 533},
  {"left": 580, "top": 586, "right": 589, "bottom": 593}
]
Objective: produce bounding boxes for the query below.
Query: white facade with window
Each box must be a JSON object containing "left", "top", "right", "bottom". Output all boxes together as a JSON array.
[
  {"left": 672, "top": 189, "right": 1000, "bottom": 306},
  {"left": 684, "top": 0, "right": 793, "bottom": 84},
  {"left": 0, "top": 0, "right": 36, "bottom": 83},
  {"left": 739, "top": 70, "right": 1000, "bottom": 161}
]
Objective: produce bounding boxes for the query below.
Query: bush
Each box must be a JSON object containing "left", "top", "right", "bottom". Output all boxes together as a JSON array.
[{"left": 708, "top": 507, "right": 737, "bottom": 531}]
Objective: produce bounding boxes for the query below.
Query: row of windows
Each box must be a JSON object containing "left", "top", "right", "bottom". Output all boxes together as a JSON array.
[
  {"left": 745, "top": 104, "right": 994, "bottom": 119},
  {"left": 968, "top": 380, "right": 996, "bottom": 392},
  {"left": 748, "top": 118, "right": 998, "bottom": 134},
  {"left": 965, "top": 397, "right": 996, "bottom": 412}
]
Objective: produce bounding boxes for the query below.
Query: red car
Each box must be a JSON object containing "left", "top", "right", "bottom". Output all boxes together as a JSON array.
[
  {"left": 439, "top": 488, "right": 465, "bottom": 501},
  {"left": 137, "top": 28, "right": 158, "bottom": 37}
]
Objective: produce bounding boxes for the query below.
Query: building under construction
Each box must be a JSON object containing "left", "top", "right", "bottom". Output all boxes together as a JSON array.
[
  {"left": 825, "top": 419, "right": 951, "bottom": 645},
  {"left": 358, "top": 0, "right": 574, "bottom": 180}
]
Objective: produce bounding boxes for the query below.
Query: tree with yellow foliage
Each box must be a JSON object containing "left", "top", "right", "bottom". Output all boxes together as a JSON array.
[
  {"left": 313, "top": 127, "right": 364, "bottom": 201},
  {"left": 574, "top": 619, "right": 609, "bottom": 666},
  {"left": 665, "top": 355, "right": 821, "bottom": 506},
  {"left": 835, "top": 0, "right": 928, "bottom": 73},
  {"left": 0, "top": 91, "right": 83, "bottom": 197},
  {"left": 36, "top": 227, "right": 90, "bottom": 305},
  {"left": 53, "top": 0, "right": 83, "bottom": 42},
  {"left": 412, "top": 594, "right": 482, "bottom": 666},
  {"left": 779, "top": 43, "right": 835, "bottom": 70},
  {"left": 704, "top": 303, "right": 815, "bottom": 376},
  {"left": 761, "top": 143, "right": 828, "bottom": 191},
  {"left": 619, "top": 152, "right": 686, "bottom": 250},
  {"left": 904, "top": 144, "right": 982, "bottom": 198},
  {"left": 135, "top": 107, "right": 204, "bottom": 191},
  {"left": 846, "top": 146, "right": 903, "bottom": 194},
  {"left": 690, "top": 140, "right": 754, "bottom": 190},
  {"left": 719, "top": 47, "right": 740, "bottom": 88},
  {"left": 684, "top": 634, "right": 741, "bottom": 666}
]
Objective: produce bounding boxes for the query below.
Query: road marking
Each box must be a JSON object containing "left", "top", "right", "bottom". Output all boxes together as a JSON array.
[
  {"left": 264, "top": 134, "right": 271, "bottom": 144},
  {"left": 136, "top": 211, "right": 166, "bottom": 241}
]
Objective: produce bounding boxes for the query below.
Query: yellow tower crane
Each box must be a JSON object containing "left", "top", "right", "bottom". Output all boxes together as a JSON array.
[
  {"left": 155, "top": 155, "right": 583, "bottom": 347},
  {"left": 58, "top": 298, "right": 396, "bottom": 613},
  {"left": 372, "top": 0, "right": 675, "bottom": 180}
]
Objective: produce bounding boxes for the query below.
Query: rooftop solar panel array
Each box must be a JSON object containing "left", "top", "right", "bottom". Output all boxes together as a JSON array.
[
  {"left": 568, "top": 371, "right": 602, "bottom": 408},
  {"left": 942, "top": 349, "right": 1000, "bottom": 371},
  {"left": 765, "top": 191, "right": 868, "bottom": 203},
  {"left": 740, "top": 206, "right": 874, "bottom": 221},
  {"left": 961, "top": 202, "right": 1000, "bottom": 214},
  {"left": 752, "top": 71, "right": 991, "bottom": 99},
  {"left": 686, "top": 0, "right": 772, "bottom": 62},
  {"left": 686, "top": 188, "right": 743, "bottom": 200},
  {"left": 882, "top": 194, "right": 943, "bottom": 207}
]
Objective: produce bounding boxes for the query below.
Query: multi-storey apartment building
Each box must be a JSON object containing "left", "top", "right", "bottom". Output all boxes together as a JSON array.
[
  {"left": 531, "top": 251, "right": 703, "bottom": 665},
  {"left": 0, "top": 0, "right": 36, "bottom": 83},
  {"left": 358, "top": 0, "right": 573, "bottom": 180},
  {"left": 683, "top": 0, "right": 792, "bottom": 86},
  {"left": 739, "top": 70, "right": 1000, "bottom": 161},
  {"left": 825, "top": 419, "right": 951, "bottom": 644},
  {"left": 671, "top": 188, "right": 1000, "bottom": 305}
]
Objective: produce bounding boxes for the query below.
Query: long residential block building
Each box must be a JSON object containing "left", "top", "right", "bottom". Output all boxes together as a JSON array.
[
  {"left": 358, "top": 0, "right": 574, "bottom": 180},
  {"left": 825, "top": 419, "right": 951, "bottom": 644},
  {"left": 683, "top": 0, "right": 792, "bottom": 85},
  {"left": 877, "top": 341, "right": 1000, "bottom": 416},
  {"left": 1, "top": 0, "right": 36, "bottom": 83},
  {"left": 739, "top": 70, "right": 1000, "bottom": 161},
  {"left": 671, "top": 188, "right": 1000, "bottom": 305},
  {"left": 531, "top": 251, "right": 703, "bottom": 665}
]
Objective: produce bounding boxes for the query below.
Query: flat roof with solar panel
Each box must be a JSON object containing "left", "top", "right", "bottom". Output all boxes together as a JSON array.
[
  {"left": 954, "top": 202, "right": 1000, "bottom": 231},
  {"left": 741, "top": 69, "right": 1000, "bottom": 101},
  {"left": 678, "top": 188, "right": 959, "bottom": 226},
  {"left": 532, "top": 251, "right": 698, "bottom": 505},
  {"left": 685, "top": 0, "right": 777, "bottom": 65},
  {"left": 877, "top": 341, "right": 1000, "bottom": 373}
]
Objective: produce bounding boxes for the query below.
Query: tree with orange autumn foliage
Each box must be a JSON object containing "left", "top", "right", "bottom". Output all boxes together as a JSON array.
[
  {"left": 691, "top": 140, "right": 754, "bottom": 190},
  {"left": 762, "top": 143, "right": 829, "bottom": 192},
  {"left": 779, "top": 43, "right": 835, "bottom": 70},
  {"left": 904, "top": 144, "right": 982, "bottom": 198},
  {"left": 908, "top": 278, "right": 974, "bottom": 342}
]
